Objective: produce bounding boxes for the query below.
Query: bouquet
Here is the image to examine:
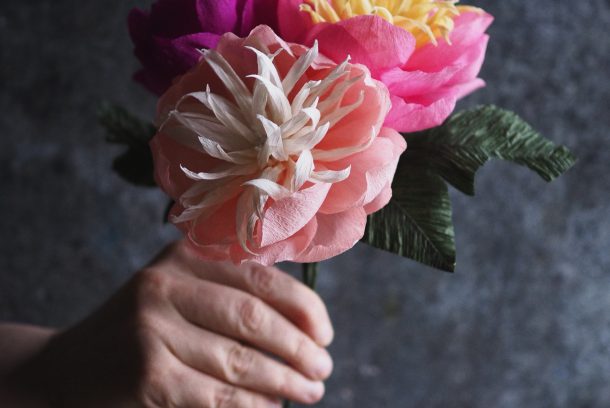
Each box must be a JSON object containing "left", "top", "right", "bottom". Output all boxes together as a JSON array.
[{"left": 100, "top": 0, "right": 575, "bottom": 404}]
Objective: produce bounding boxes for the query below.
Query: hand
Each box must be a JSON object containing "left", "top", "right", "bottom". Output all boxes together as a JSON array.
[{"left": 7, "top": 241, "right": 334, "bottom": 407}]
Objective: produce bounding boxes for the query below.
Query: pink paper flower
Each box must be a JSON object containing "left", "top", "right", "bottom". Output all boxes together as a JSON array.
[
  {"left": 150, "top": 25, "right": 406, "bottom": 265},
  {"left": 277, "top": 0, "right": 493, "bottom": 132},
  {"left": 128, "top": 0, "right": 279, "bottom": 95}
]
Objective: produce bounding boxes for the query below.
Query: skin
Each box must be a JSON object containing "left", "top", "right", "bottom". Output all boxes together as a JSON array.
[{"left": 0, "top": 241, "right": 334, "bottom": 407}]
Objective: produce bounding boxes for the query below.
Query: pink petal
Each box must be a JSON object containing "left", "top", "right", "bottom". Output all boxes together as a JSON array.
[
  {"left": 308, "top": 15, "right": 415, "bottom": 77},
  {"left": 316, "top": 71, "right": 390, "bottom": 151},
  {"left": 364, "top": 181, "right": 392, "bottom": 215},
  {"left": 320, "top": 128, "right": 405, "bottom": 214},
  {"left": 278, "top": 0, "right": 315, "bottom": 43},
  {"left": 150, "top": 133, "right": 205, "bottom": 199},
  {"left": 444, "top": 35, "right": 490, "bottom": 88},
  {"left": 295, "top": 207, "right": 368, "bottom": 263},
  {"left": 196, "top": 0, "right": 239, "bottom": 35},
  {"left": 384, "top": 94, "right": 457, "bottom": 133},
  {"left": 189, "top": 198, "right": 239, "bottom": 245},
  {"left": 405, "top": 11, "right": 493, "bottom": 72},
  {"left": 230, "top": 217, "right": 318, "bottom": 265},
  {"left": 260, "top": 182, "right": 332, "bottom": 247}
]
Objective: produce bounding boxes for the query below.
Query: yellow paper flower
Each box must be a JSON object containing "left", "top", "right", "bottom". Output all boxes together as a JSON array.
[{"left": 300, "top": 0, "right": 481, "bottom": 47}]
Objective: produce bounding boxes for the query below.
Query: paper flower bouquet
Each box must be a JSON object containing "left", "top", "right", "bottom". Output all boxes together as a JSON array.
[{"left": 100, "top": 0, "right": 575, "bottom": 403}]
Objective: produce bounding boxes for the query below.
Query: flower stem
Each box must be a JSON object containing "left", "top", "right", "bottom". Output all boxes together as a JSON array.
[
  {"left": 302, "top": 262, "right": 318, "bottom": 290},
  {"left": 283, "top": 262, "right": 319, "bottom": 408}
]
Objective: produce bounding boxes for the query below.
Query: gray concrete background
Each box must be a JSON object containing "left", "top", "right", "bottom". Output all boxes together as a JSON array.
[{"left": 1, "top": 0, "right": 609, "bottom": 407}]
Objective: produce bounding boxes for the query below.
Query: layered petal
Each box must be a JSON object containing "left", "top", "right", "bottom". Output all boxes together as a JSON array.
[
  {"left": 295, "top": 207, "right": 368, "bottom": 263},
  {"left": 320, "top": 127, "right": 406, "bottom": 214},
  {"left": 306, "top": 15, "right": 416, "bottom": 77},
  {"left": 128, "top": 0, "right": 280, "bottom": 95},
  {"left": 150, "top": 26, "right": 403, "bottom": 264},
  {"left": 278, "top": 3, "right": 493, "bottom": 133}
]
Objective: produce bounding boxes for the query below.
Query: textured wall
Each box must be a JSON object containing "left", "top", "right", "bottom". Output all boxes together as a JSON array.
[{"left": 1, "top": 0, "right": 609, "bottom": 407}]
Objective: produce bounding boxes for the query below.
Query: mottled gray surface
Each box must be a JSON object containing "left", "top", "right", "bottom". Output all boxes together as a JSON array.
[{"left": 1, "top": 0, "right": 609, "bottom": 407}]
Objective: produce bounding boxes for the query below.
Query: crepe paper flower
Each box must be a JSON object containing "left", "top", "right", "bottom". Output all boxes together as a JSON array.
[
  {"left": 277, "top": 0, "right": 493, "bottom": 132},
  {"left": 128, "top": 0, "right": 279, "bottom": 96},
  {"left": 150, "top": 25, "right": 406, "bottom": 266}
]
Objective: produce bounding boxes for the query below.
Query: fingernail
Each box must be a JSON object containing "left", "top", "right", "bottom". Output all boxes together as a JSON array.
[
  {"left": 303, "top": 381, "right": 325, "bottom": 403},
  {"left": 313, "top": 349, "right": 333, "bottom": 379},
  {"left": 319, "top": 325, "right": 334, "bottom": 347}
]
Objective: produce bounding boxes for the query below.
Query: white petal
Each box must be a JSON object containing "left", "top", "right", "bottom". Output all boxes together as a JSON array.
[
  {"left": 257, "top": 115, "right": 287, "bottom": 166},
  {"left": 316, "top": 75, "right": 362, "bottom": 116},
  {"left": 236, "top": 190, "right": 259, "bottom": 255},
  {"left": 249, "top": 74, "right": 292, "bottom": 124},
  {"left": 310, "top": 166, "right": 351, "bottom": 183},
  {"left": 164, "top": 111, "right": 250, "bottom": 151},
  {"left": 282, "top": 41, "right": 318, "bottom": 95},
  {"left": 312, "top": 127, "right": 376, "bottom": 161},
  {"left": 291, "top": 80, "right": 320, "bottom": 115},
  {"left": 243, "top": 178, "right": 292, "bottom": 201},
  {"left": 185, "top": 89, "right": 257, "bottom": 144},
  {"left": 246, "top": 46, "right": 283, "bottom": 88},
  {"left": 280, "top": 106, "right": 320, "bottom": 139},
  {"left": 293, "top": 150, "right": 314, "bottom": 191},
  {"left": 173, "top": 178, "right": 244, "bottom": 223},
  {"left": 203, "top": 49, "right": 253, "bottom": 114},
  {"left": 286, "top": 121, "right": 330, "bottom": 153},
  {"left": 197, "top": 135, "right": 254, "bottom": 164},
  {"left": 180, "top": 163, "right": 258, "bottom": 181},
  {"left": 306, "top": 57, "right": 351, "bottom": 102},
  {"left": 323, "top": 89, "right": 365, "bottom": 127}
]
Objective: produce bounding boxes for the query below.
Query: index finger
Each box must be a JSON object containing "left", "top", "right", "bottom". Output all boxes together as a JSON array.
[{"left": 175, "top": 242, "right": 334, "bottom": 348}]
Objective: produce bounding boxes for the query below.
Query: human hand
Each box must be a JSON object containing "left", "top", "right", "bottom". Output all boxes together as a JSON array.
[{"left": 9, "top": 241, "right": 334, "bottom": 407}]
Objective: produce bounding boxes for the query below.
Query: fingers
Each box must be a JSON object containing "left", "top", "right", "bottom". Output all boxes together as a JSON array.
[
  {"left": 174, "top": 242, "right": 334, "bottom": 347},
  {"left": 169, "top": 275, "right": 334, "bottom": 382},
  {"left": 164, "top": 319, "right": 325, "bottom": 405},
  {"left": 173, "top": 364, "right": 282, "bottom": 408}
]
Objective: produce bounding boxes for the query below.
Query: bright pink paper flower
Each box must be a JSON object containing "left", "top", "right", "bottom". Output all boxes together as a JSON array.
[
  {"left": 128, "top": 0, "right": 279, "bottom": 95},
  {"left": 151, "top": 26, "right": 405, "bottom": 265},
  {"left": 277, "top": 0, "right": 493, "bottom": 132}
]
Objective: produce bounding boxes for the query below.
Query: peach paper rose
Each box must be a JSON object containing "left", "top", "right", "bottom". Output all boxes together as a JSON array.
[{"left": 150, "top": 25, "right": 406, "bottom": 265}]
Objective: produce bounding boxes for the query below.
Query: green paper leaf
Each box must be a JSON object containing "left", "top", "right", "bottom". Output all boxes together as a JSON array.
[
  {"left": 363, "top": 161, "right": 456, "bottom": 272},
  {"left": 404, "top": 105, "right": 577, "bottom": 195},
  {"left": 112, "top": 147, "right": 156, "bottom": 187},
  {"left": 362, "top": 105, "right": 576, "bottom": 272},
  {"left": 98, "top": 103, "right": 157, "bottom": 187}
]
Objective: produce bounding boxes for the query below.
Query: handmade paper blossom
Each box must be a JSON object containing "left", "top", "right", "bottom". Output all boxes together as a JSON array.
[
  {"left": 150, "top": 26, "right": 406, "bottom": 265},
  {"left": 128, "top": 0, "right": 279, "bottom": 95},
  {"left": 278, "top": 0, "right": 493, "bottom": 132}
]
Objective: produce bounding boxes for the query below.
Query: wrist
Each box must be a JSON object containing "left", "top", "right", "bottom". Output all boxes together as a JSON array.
[{"left": 0, "top": 324, "right": 58, "bottom": 407}]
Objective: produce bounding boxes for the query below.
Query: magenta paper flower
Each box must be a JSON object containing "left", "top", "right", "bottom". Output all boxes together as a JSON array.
[
  {"left": 277, "top": 0, "right": 493, "bottom": 132},
  {"left": 150, "top": 25, "right": 405, "bottom": 265},
  {"left": 128, "top": 0, "right": 279, "bottom": 95}
]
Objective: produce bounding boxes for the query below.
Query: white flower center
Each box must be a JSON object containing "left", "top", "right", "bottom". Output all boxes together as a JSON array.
[{"left": 160, "top": 41, "right": 374, "bottom": 252}]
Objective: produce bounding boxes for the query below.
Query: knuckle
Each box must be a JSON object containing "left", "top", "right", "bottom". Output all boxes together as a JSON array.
[
  {"left": 292, "top": 335, "right": 310, "bottom": 362},
  {"left": 135, "top": 358, "right": 172, "bottom": 408},
  {"left": 224, "top": 343, "right": 255, "bottom": 383},
  {"left": 275, "top": 373, "right": 292, "bottom": 398},
  {"left": 134, "top": 268, "right": 172, "bottom": 302},
  {"left": 213, "top": 385, "right": 238, "bottom": 408},
  {"left": 237, "top": 297, "right": 265, "bottom": 334},
  {"left": 296, "top": 291, "right": 326, "bottom": 324},
  {"left": 248, "top": 265, "right": 275, "bottom": 296}
]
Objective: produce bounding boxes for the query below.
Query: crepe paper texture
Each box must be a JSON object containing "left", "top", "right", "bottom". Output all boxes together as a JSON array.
[
  {"left": 363, "top": 106, "right": 577, "bottom": 272},
  {"left": 278, "top": 0, "right": 493, "bottom": 133},
  {"left": 150, "top": 26, "right": 405, "bottom": 265},
  {"left": 102, "top": 1, "right": 577, "bottom": 273},
  {"left": 128, "top": 0, "right": 280, "bottom": 95}
]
